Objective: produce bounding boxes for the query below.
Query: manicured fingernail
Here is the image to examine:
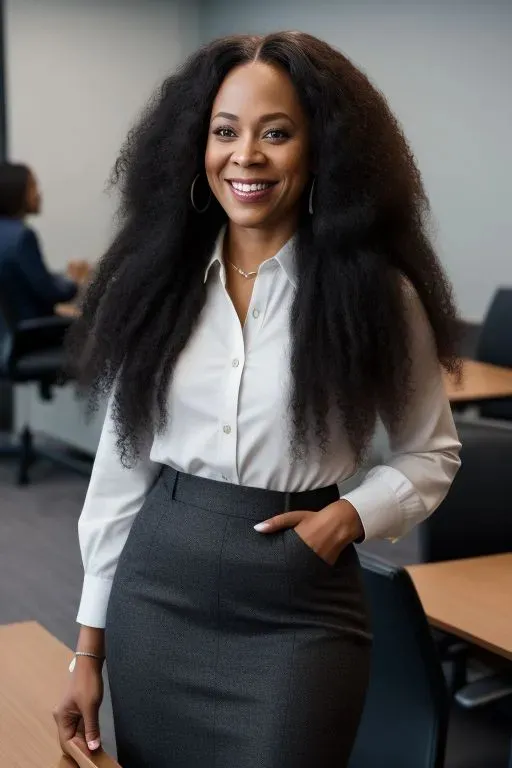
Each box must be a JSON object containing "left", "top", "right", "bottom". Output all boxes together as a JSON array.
[
  {"left": 88, "top": 739, "right": 101, "bottom": 751},
  {"left": 254, "top": 522, "right": 270, "bottom": 532}
]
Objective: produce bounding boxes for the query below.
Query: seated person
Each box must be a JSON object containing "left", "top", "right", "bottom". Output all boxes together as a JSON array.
[{"left": 0, "top": 162, "right": 78, "bottom": 323}]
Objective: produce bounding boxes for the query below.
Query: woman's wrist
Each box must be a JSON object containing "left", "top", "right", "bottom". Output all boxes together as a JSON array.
[
  {"left": 327, "top": 499, "right": 365, "bottom": 544},
  {"left": 77, "top": 625, "right": 105, "bottom": 657},
  {"left": 69, "top": 652, "right": 104, "bottom": 674}
]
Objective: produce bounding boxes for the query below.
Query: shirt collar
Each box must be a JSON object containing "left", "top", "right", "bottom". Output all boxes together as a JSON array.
[
  {"left": 273, "top": 234, "right": 298, "bottom": 289},
  {"left": 203, "top": 226, "right": 226, "bottom": 284},
  {"left": 203, "top": 225, "right": 298, "bottom": 289}
]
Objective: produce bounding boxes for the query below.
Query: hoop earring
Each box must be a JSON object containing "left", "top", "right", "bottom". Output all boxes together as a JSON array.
[
  {"left": 308, "top": 177, "right": 316, "bottom": 215},
  {"left": 190, "top": 174, "right": 211, "bottom": 213}
]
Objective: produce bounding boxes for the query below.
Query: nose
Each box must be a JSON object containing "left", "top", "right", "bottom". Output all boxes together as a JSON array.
[{"left": 232, "top": 135, "right": 265, "bottom": 167}]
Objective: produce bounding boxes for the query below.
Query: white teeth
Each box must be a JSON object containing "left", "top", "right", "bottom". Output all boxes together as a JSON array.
[{"left": 231, "top": 181, "right": 273, "bottom": 193}]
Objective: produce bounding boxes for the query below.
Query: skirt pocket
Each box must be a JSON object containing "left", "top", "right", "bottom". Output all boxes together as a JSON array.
[{"left": 284, "top": 527, "right": 354, "bottom": 573}]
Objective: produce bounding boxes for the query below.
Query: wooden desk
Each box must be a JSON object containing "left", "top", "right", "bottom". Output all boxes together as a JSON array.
[
  {"left": 407, "top": 554, "right": 512, "bottom": 660},
  {"left": 0, "top": 621, "right": 119, "bottom": 767},
  {"left": 55, "top": 301, "right": 81, "bottom": 319},
  {"left": 444, "top": 359, "right": 512, "bottom": 403}
]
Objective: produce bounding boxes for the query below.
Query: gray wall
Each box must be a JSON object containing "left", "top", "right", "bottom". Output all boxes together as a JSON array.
[
  {"left": 5, "top": 0, "right": 199, "bottom": 450},
  {"left": 5, "top": 0, "right": 199, "bottom": 271},
  {"left": 200, "top": 0, "right": 512, "bottom": 322}
]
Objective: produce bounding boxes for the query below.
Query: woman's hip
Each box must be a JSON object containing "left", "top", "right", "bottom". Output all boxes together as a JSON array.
[
  {"left": 107, "top": 466, "right": 370, "bottom": 639},
  {"left": 105, "top": 468, "right": 371, "bottom": 767}
]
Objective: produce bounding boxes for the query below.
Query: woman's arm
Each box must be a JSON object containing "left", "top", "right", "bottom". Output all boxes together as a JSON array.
[
  {"left": 341, "top": 279, "right": 462, "bottom": 541},
  {"left": 77, "top": 394, "right": 160, "bottom": 628},
  {"left": 18, "top": 229, "right": 78, "bottom": 309}
]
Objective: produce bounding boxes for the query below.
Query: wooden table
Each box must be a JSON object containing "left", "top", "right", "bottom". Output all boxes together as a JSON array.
[
  {"left": 0, "top": 621, "right": 119, "bottom": 767},
  {"left": 444, "top": 359, "right": 512, "bottom": 403},
  {"left": 407, "top": 553, "right": 512, "bottom": 660},
  {"left": 55, "top": 302, "right": 81, "bottom": 319}
]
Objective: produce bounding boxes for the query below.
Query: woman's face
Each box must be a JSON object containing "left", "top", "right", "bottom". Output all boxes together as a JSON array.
[
  {"left": 205, "top": 62, "right": 310, "bottom": 231},
  {"left": 25, "top": 171, "right": 41, "bottom": 215}
]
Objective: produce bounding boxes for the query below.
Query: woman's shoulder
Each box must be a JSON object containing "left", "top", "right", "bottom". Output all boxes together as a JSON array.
[
  {"left": 0, "top": 216, "right": 28, "bottom": 236},
  {"left": 0, "top": 218, "right": 32, "bottom": 255},
  {"left": 390, "top": 269, "right": 429, "bottom": 326},
  {"left": 391, "top": 269, "right": 420, "bottom": 304}
]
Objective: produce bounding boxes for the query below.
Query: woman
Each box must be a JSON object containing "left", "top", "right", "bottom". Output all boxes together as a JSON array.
[
  {"left": 55, "top": 32, "right": 461, "bottom": 768},
  {"left": 0, "top": 163, "right": 78, "bottom": 322}
]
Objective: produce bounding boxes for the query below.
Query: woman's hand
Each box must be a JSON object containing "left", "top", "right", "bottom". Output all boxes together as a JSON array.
[
  {"left": 254, "top": 499, "right": 364, "bottom": 565},
  {"left": 53, "top": 656, "right": 104, "bottom": 755}
]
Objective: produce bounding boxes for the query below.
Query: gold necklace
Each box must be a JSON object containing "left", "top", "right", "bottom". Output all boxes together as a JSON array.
[{"left": 227, "top": 260, "right": 258, "bottom": 279}]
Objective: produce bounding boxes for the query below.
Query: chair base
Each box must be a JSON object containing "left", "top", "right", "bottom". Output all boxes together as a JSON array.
[
  {"left": 19, "top": 426, "right": 35, "bottom": 485},
  {"left": 0, "top": 428, "right": 92, "bottom": 484}
]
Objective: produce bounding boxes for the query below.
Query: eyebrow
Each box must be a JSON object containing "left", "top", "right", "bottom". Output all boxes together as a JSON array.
[{"left": 212, "top": 111, "right": 296, "bottom": 126}]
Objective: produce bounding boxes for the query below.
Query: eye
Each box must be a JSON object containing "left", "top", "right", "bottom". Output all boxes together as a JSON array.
[
  {"left": 213, "top": 126, "right": 236, "bottom": 139},
  {"left": 264, "top": 129, "right": 290, "bottom": 142}
]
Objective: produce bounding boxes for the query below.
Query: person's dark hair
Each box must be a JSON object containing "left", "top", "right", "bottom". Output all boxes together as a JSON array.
[
  {"left": 0, "top": 162, "right": 31, "bottom": 217},
  {"left": 68, "top": 31, "right": 460, "bottom": 465}
]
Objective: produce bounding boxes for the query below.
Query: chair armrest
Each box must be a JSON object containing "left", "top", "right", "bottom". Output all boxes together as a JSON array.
[
  {"left": 17, "top": 315, "right": 73, "bottom": 333},
  {"left": 455, "top": 673, "right": 512, "bottom": 708},
  {"left": 8, "top": 315, "right": 73, "bottom": 364}
]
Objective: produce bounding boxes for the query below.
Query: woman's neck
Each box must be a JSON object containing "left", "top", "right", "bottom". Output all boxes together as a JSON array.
[{"left": 224, "top": 221, "right": 297, "bottom": 272}]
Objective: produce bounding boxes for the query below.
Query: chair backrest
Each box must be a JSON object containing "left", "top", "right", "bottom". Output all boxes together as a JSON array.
[
  {"left": 0, "top": 259, "right": 19, "bottom": 374},
  {"left": 349, "top": 554, "right": 449, "bottom": 768},
  {"left": 0, "top": 256, "right": 37, "bottom": 331},
  {"left": 477, "top": 288, "right": 512, "bottom": 368},
  {"left": 0, "top": 259, "right": 18, "bottom": 331},
  {"left": 419, "top": 420, "right": 512, "bottom": 562},
  {"left": 476, "top": 289, "right": 512, "bottom": 420}
]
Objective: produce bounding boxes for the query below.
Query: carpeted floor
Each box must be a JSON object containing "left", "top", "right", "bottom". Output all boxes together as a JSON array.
[{"left": 0, "top": 454, "right": 510, "bottom": 766}]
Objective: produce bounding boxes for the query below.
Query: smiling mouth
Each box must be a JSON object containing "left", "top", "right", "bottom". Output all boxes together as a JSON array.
[
  {"left": 226, "top": 180, "right": 278, "bottom": 203},
  {"left": 228, "top": 180, "right": 277, "bottom": 192}
]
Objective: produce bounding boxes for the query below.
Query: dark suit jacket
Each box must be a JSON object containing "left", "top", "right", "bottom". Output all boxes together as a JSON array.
[{"left": 0, "top": 217, "right": 78, "bottom": 324}]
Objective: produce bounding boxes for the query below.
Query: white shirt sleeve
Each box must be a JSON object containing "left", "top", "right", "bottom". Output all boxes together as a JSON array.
[
  {"left": 341, "top": 280, "right": 462, "bottom": 541},
  {"left": 76, "top": 396, "right": 160, "bottom": 628}
]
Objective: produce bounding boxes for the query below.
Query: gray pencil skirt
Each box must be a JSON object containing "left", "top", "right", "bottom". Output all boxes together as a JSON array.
[{"left": 105, "top": 466, "right": 371, "bottom": 768}]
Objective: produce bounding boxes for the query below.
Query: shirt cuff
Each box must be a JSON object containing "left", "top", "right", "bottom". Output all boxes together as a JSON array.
[
  {"left": 76, "top": 574, "right": 113, "bottom": 628},
  {"left": 341, "top": 466, "right": 424, "bottom": 541}
]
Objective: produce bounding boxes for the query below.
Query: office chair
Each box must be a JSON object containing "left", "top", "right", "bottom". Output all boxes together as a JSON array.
[
  {"left": 419, "top": 419, "right": 512, "bottom": 563},
  {"left": 476, "top": 287, "right": 512, "bottom": 420},
  {"left": 0, "top": 259, "right": 73, "bottom": 484},
  {"left": 349, "top": 554, "right": 449, "bottom": 768}
]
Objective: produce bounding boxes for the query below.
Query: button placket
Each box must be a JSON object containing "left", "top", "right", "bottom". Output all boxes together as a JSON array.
[
  {"left": 243, "top": 268, "right": 270, "bottom": 349},
  {"left": 218, "top": 321, "right": 244, "bottom": 483}
]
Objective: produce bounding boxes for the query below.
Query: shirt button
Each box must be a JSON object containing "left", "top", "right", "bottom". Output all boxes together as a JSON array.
[
  {"left": 232, "top": 358, "right": 240, "bottom": 368},
  {"left": 252, "top": 308, "right": 260, "bottom": 319},
  {"left": 223, "top": 425, "right": 232, "bottom": 435}
]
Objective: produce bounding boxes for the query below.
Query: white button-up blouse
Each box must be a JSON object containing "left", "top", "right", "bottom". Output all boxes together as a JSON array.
[{"left": 77, "top": 229, "right": 461, "bottom": 627}]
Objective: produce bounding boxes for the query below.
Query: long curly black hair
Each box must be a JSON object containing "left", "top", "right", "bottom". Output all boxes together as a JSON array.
[{"left": 68, "top": 31, "right": 460, "bottom": 466}]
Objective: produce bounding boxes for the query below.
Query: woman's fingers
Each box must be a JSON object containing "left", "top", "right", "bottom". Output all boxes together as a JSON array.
[
  {"left": 82, "top": 700, "right": 102, "bottom": 751},
  {"left": 53, "top": 704, "right": 80, "bottom": 749},
  {"left": 254, "top": 510, "right": 311, "bottom": 533}
]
